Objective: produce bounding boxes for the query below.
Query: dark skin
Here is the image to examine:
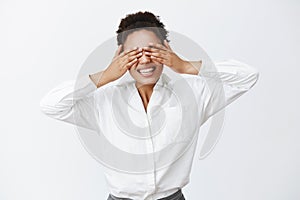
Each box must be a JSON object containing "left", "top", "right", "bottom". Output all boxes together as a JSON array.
[
  {"left": 89, "top": 39, "right": 202, "bottom": 113},
  {"left": 135, "top": 40, "right": 202, "bottom": 112}
]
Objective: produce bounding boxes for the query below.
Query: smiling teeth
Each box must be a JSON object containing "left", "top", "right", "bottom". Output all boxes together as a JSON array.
[{"left": 139, "top": 67, "right": 155, "bottom": 73}]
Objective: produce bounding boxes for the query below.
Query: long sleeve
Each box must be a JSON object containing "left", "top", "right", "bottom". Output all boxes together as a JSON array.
[
  {"left": 39, "top": 75, "right": 100, "bottom": 131},
  {"left": 196, "top": 59, "right": 259, "bottom": 126}
]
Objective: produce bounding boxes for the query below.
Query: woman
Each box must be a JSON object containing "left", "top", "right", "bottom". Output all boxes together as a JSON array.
[{"left": 40, "top": 11, "right": 259, "bottom": 200}]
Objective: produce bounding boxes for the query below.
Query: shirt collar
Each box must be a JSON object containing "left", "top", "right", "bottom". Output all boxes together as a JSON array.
[{"left": 155, "top": 72, "right": 169, "bottom": 86}]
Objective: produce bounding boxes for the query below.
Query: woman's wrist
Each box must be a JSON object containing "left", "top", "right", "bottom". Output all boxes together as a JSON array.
[
  {"left": 182, "top": 60, "right": 202, "bottom": 75},
  {"left": 90, "top": 70, "right": 111, "bottom": 88}
]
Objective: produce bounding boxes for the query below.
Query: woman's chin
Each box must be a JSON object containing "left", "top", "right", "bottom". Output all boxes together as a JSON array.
[
  {"left": 134, "top": 76, "right": 159, "bottom": 86},
  {"left": 130, "top": 70, "right": 163, "bottom": 87},
  {"left": 136, "top": 79, "right": 155, "bottom": 85}
]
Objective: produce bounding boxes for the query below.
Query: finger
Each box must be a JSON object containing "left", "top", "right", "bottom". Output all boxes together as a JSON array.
[
  {"left": 120, "top": 50, "right": 141, "bottom": 67},
  {"left": 119, "top": 46, "right": 139, "bottom": 58},
  {"left": 143, "top": 46, "right": 168, "bottom": 55},
  {"left": 120, "top": 50, "right": 143, "bottom": 64},
  {"left": 149, "top": 55, "right": 167, "bottom": 64},
  {"left": 124, "top": 57, "right": 138, "bottom": 70},
  {"left": 148, "top": 42, "right": 169, "bottom": 51},
  {"left": 144, "top": 51, "right": 167, "bottom": 60},
  {"left": 127, "top": 59, "right": 139, "bottom": 70},
  {"left": 152, "top": 59, "right": 162, "bottom": 66},
  {"left": 127, "top": 48, "right": 143, "bottom": 57}
]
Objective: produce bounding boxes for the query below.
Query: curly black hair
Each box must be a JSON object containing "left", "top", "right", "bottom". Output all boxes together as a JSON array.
[{"left": 116, "top": 11, "right": 170, "bottom": 46}]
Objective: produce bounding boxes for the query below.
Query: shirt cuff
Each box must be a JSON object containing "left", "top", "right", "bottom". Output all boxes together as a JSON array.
[
  {"left": 72, "top": 74, "right": 98, "bottom": 99},
  {"left": 197, "top": 59, "right": 210, "bottom": 76}
]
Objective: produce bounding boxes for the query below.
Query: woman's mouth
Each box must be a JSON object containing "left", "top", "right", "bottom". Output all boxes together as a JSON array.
[{"left": 137, "top": 66, "right": 156, "bottom": 77}]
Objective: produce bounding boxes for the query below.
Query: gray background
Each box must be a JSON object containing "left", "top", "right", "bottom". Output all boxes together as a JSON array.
[{"left": 0, "top": 0, "right": 299, "bottom": 199}]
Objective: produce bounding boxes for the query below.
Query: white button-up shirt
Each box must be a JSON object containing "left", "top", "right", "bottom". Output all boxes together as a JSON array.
[{"left": 40, "top": 59, "right": 259, "bottom": 200}]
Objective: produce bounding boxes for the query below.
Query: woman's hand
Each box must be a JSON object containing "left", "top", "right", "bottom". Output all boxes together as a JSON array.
[
  {"left": 142, "top": 40, "right": 189, "bottom": 74},
  {"left": 104, "top": 45, "right": 143, "bottom": 82}
]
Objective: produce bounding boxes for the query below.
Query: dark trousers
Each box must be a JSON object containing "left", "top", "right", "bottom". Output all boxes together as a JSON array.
[{"left": 107, "top": 188, "right": 185, "bottom": 200}]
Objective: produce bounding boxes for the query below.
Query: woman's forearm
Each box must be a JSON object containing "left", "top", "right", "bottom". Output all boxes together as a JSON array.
[
  {"left": 182, "top": 60, "right": 202, "bottom": 75},
  {"left": 89, "top": 70, "right": 112, "bottom": 88}
]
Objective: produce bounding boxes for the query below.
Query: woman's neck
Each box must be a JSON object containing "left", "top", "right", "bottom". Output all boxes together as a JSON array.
[{"left": 135, "top": 82, "right": 155, "bottom": 112}]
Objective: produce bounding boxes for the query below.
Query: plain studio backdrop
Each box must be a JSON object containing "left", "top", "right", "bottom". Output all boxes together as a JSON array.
[{"left": 0, "top": 0, "right": 299, "bottom": 199}]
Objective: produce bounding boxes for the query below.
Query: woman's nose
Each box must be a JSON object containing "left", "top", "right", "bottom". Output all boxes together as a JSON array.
[{"left": 138, "top": 51, "right": 151, "bottom": 64}]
